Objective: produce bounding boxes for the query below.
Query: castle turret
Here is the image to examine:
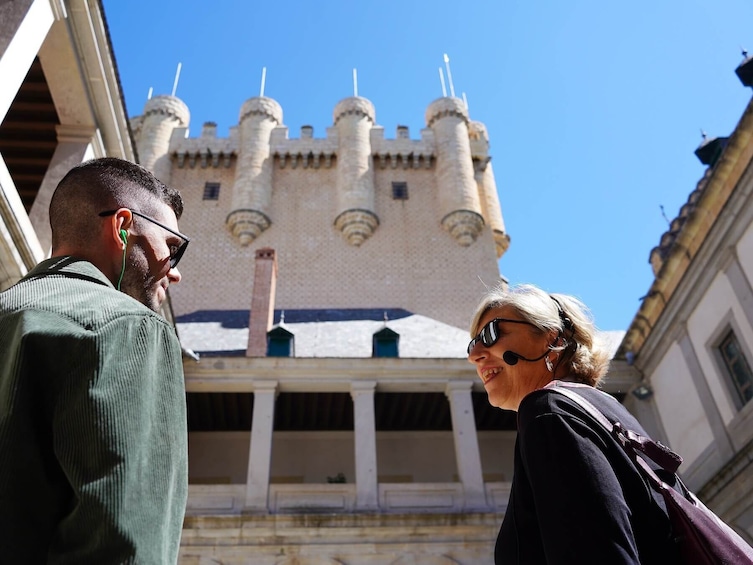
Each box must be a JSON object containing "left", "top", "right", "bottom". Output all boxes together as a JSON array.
[
  {"left": 332, "top": 97, "right": 379, "bottom": 246},
  {"left": 469, "top": 121, "right": 510, "bottom": 258},
  {"left": 225, "top": 96, "right": 282, "bottom": 246},
  {"left": 226, "top": 97, "right": 283, "bottom": 246},
  {"left": 135, "top": 95, "right": 189, "bottom": 184},
  {"left": 425, "top": 98, "right": 484, "bottom": 246}
]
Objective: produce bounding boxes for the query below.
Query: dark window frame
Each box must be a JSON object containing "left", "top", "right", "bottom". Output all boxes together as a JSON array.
[
  {"left": 718, "top": 329, "right": 753, "bottom": 407},
  {"left": 373, "top": 327, "right": 399, "bottom": 358},
  {"left": 267, "top": 326, "right": 294, "bottom": 357},
  {"left": 391, "top": 181, "right": 408, "bottom": 201},
  {"left": 203, "top": 182, "right": 221, "bottom": 201}
]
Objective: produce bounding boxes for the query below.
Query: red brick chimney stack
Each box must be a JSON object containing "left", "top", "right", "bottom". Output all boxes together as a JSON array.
[{"left": 246, "top": 248, "right": 277, "bottom": 356}]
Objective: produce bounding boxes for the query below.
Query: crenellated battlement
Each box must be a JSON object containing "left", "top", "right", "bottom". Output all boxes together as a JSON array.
[{"left": 167, "top": 124, "right": 439, "bottom": 170}]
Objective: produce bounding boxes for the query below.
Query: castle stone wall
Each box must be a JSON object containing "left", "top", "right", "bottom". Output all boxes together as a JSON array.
[{"left": 167, "top": 158, "right": 501, "bottom": 330}]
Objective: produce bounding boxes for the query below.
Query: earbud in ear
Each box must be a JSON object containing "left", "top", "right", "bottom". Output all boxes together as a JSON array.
[{"left": 119, "top": 229, "right": 128, "bottom": 245}]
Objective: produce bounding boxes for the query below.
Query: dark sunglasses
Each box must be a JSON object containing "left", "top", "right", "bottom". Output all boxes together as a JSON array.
[
  {"left": 467, "top": 317, "right": 536, "bottom": 355},
  {"left": 99, "top": 209, "right": 191, "bottom": 269}
]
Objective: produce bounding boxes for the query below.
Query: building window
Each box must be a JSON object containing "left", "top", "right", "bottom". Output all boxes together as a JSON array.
[
  {"left": 392, "top": 182, "right": 408, "bottom": 200},
  {"left": 718, "top": 330, "right": 753, "bottom": 406},
  {"left": 373, "top": 327, "right": 399, "bottom": 358},
  {"left": 267, "top": 326, "right": 294, "bottom": 357},
  {"left": 203, "top": 182, "right": 220, "bottom": 200}
]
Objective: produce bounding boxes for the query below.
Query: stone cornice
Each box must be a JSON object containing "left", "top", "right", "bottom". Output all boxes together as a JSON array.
[
  {"left": 184, "top": 356, "right": 637, "bottom": 397},
  {"left": 621, "top": 97, "right": 753, "bottom": 359},
  {"left": 183, "top": 357, "right": 480, "bottom": 393}
]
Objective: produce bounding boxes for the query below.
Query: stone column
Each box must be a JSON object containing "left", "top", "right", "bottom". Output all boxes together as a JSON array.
[
  {"left": 351, "top": 381, "right": 379, "bottom": 510},
  {"left": 245, "top": 381, "right": 278, "bottom": 512},
  {"left": 0, "top": 0, "right": 60, "bottom": 124},
  {"left": 28, "top": 125, "right": 96, "bottom": 253},
  {"left": 446, "top": 381, "right": 487, "bottom": 509}
]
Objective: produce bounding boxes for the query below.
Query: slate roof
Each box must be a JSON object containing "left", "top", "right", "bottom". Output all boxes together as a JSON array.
[
  {"left": 176, "top": 309, "right": 468, "bottom": 358},
  {"left": 176, "top": 308, "right": 624, "bottom": 360}
]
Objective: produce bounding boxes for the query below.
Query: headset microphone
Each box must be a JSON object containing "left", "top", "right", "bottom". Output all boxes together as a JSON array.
[{"left": 503, "top": 349, "right": 549, "bottom": 366}]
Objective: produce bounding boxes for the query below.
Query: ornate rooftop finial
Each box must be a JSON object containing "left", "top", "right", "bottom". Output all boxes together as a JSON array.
[
  {"left": 735, "top": 48, "right": 753, "bottom": 87},
  {"left": 695, "top": 131, "right": 729, "bottom": 166},
  {"left": 280, "top": 310, "right": 285, "bottom": 324},
  {"left": 660, "top": 205, "right": 670, "bottom": 227}
]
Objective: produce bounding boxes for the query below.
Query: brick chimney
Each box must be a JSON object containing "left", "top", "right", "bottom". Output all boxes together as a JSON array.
[{"left": 246, "top": 248, "right": 278, "bottom": 356}]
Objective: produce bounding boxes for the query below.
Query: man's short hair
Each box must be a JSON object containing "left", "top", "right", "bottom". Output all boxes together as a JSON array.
[{"left": 49, "top": 158, "right": 183, "bottom": 249}]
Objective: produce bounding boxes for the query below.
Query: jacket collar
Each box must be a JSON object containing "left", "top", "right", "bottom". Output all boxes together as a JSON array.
[{"left": 23, "top": 256, "right": 114, "bottom": 289}]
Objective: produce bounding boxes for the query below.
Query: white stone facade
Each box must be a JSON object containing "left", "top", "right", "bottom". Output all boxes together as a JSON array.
[{"left": 620, "top": 96, "right": 753, "bottom": 544}]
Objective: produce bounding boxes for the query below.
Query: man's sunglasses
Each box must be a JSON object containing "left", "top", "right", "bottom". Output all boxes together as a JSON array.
[
  {"left": 99, "top": 209, "right": 190, "bottom": 269},
  {"left": 467, "top": 318, "right": 536, "bottom": 355}
]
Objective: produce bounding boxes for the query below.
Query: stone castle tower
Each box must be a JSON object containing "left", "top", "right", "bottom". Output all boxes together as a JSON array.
[
  {"left": 130, "top": 92, "right": 516, "bottom": 563},
  {"left": 130, "top": 92, "right": 510, "bottom": 329}
]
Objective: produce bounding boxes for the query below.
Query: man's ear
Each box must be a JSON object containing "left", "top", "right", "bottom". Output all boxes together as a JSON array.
[{"left": 108, "top": 209, "right": 133, "bottom": 250}]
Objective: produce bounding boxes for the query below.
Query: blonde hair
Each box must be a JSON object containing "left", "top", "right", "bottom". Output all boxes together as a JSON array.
[{"left": 469, "top": 283, "right": 610, "bottom": 387}]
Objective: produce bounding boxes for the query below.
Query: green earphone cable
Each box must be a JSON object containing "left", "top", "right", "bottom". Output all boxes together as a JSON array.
[{"left": 117, "top": 246, "right": 126, "bottom": 291}]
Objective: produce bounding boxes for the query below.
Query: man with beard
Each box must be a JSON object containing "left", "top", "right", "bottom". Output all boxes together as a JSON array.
[{"left": 0, "top": 157, "right": 190, "bottom": 563}]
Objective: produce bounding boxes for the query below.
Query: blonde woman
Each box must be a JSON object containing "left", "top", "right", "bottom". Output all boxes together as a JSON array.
[{"left": 468, "top": 283, "right": 679, "bottom": 564}]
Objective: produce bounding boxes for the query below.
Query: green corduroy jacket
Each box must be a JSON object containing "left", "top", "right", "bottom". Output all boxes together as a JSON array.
[{"left": 0, "top": 257, "right": 188, "bottom": 564}]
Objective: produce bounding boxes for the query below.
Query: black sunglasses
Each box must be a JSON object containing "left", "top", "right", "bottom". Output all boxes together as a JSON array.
[
  {"left": 99, "top": 209, "right": 191, "bottom": 269},
  {"left": 467, "top": 317, "right": 536, "bottom": 355}
]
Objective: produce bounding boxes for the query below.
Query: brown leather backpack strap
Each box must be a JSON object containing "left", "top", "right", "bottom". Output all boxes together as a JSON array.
[{"left": 547, "top": 382, "right": 683, "bottom": 474}]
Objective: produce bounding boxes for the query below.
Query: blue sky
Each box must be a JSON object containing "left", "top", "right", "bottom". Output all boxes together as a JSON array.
[{"left": 102, "top": 0, "right": 753, "bottom": 331}]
